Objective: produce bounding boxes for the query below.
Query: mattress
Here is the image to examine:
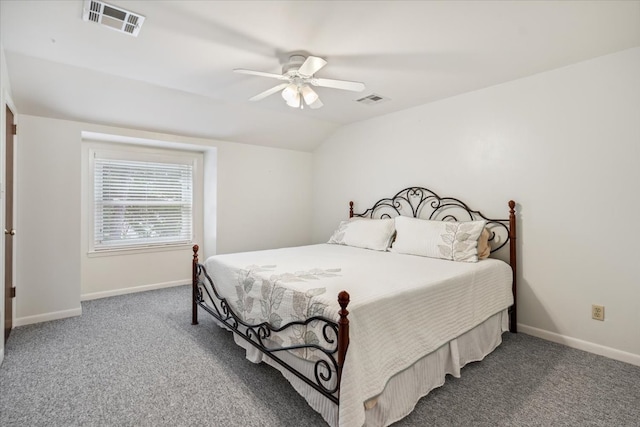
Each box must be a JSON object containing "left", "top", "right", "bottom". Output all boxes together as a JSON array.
[{"left": 202, "top": 243, "right": 513, "bottom": 427}]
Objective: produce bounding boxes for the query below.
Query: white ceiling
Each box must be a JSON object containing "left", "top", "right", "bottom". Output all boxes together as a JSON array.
[{"left": 1, "top": 1, "right": 639, "bottom": 151}]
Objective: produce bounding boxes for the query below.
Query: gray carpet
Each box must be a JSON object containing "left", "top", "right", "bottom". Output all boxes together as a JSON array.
[{"left": 1, "top": 285, "right": 639, "bottom": 427}]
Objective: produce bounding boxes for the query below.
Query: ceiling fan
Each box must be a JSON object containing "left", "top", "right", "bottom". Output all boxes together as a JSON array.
[{"left": 234, "top": 54, "right": 365, "bottom": 109}]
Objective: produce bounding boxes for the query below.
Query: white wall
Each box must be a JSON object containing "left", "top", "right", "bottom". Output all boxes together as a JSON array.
[
  {"left": 16, "top": 116, "right": 83, "bottom": 324},
  {"left": 15, "top": 115, "right": 312, "bottom": 324},
  {"left": 312, "top": 47, "right": 640, "bottom": 364},
  {"left": 215, "top": 141, "right": 313, "bottom": 254}
]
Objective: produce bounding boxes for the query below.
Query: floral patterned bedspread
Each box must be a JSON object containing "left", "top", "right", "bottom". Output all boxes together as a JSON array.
[
  {"left": 233, "top": 265, "right": 342, "bottom": 359},
  {"left": 202, "top": 243, "right": 513, "bottom": 427}
]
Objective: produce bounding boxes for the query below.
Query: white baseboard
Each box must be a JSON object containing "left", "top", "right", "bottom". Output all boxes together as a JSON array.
[
  {"left": 14, "top": 307, "right": 83, "bottom": 327},
  {"left": 81, "top": 279, "right": 188, "bottom": 301},
  {"left": 11, "top": 281, "right": 188, "bottom": 328},
  {"left": 518, "top": 323, "right": 640, "bottom": 367}
]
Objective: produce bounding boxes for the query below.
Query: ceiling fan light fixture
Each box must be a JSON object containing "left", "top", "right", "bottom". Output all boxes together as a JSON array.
[
  {"left": 300, "top": 85, "right": 319, "bottom": 105},
  {"left": 281, "top": 83, "right": 299, "bottom": 103}
]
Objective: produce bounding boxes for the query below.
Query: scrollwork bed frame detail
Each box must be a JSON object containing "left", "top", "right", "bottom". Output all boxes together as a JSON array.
[
  {"left": 191, "top": 186, "right": 517, "bottom": 408},
  {"left": 192, "top": 245, "right": 350, "bottom": 404}
]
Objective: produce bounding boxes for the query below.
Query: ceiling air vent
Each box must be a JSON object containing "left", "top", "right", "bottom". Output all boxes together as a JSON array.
[
  {"left": 356, "top": 94, "right": 389, "bottom": 105},
  {"left": 82, "top": 0, "right": 145, "bottom": 37}
]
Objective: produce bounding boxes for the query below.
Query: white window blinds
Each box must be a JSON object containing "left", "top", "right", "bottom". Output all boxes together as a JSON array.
[{"left": 93, "top": 156, "right": 193, "bottom": 250}]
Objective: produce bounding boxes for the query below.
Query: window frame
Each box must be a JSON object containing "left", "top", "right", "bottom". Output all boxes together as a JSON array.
[{"left": 88, "top": 145, "right": 203, "bottom": 255}]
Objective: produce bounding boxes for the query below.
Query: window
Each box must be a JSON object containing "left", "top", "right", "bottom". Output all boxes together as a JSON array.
[{"left": 90, "top": 148, "right": 198, "bottom": 251}]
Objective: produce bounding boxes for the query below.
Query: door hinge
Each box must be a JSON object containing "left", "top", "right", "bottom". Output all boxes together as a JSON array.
[
  {"left": 10, "top": 287, "right": 16, "bottom": 298},
  {"left": 11, "top": 124, "right": 17, "bottom": 135}
]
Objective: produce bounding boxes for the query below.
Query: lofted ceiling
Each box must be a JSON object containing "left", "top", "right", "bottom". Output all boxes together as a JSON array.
[{"left": 1, "top": 0, "right": 639, "bottom": 151}]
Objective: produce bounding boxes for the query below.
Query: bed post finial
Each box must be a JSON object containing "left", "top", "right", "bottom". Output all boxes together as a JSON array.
[
  {"left": 508, "top": 201, "right": 517, "bottom": 333},
  {"left": 192, "top": 244, "right": 199, "bottom": 325},
  {"left": 349, "top": 201, "right": 354, "bottom": 218},
  {"left": 337, "top": 290, "right": 350, "bottom": 383}
]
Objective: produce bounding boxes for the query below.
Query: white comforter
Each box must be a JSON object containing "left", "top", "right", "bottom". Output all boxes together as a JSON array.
[{"left": 203, "top": 244, "right": 513, "bottom": 427}]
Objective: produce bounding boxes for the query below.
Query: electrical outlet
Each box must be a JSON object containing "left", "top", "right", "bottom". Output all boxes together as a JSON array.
[{"left": 592, "top": 304, "right": 605, "bottom": 321}]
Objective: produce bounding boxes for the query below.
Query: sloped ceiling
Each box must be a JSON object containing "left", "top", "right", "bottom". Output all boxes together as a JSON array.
[{"left": 1, "top": 1, "right": 639, "bottom": 151}]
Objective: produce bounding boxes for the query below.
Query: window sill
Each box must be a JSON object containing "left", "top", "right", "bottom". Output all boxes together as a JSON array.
[{"left": 87, "top": 242, "right": 195, "bottom": 258}]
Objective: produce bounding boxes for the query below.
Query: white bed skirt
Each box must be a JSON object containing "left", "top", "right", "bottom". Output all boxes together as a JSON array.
[{"left": 215, "top": 309, "right": 509, "bottom": 427}]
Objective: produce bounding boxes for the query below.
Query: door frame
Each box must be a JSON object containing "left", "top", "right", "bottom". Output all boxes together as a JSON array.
[{"left": 1, "top": 93, "right": 17, "bottom": 364}]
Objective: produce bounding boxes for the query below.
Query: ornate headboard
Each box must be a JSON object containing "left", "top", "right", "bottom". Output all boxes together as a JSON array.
[
  {"left": 349, "top": 186, "right": 515, "bottom": 253},
  {"left": 349, "top": 186, "right": 518, "bottom": 332}
]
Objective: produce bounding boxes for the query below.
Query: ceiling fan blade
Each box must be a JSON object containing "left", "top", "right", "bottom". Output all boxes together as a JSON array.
[
  {"left": 309, "top": 98, "right": 324, "bottom": 109},
  {"left": 311, "top": 77, "right": 365, "bottom": 92},
  {"left": 248, "top": 83, "right": 289, "bottom": 101},
  {"left": 298, "top": 56, "right": 327, "bottom": 77},
  {"left": 234, "top": 69, "right": 289, "bottom": 80}
]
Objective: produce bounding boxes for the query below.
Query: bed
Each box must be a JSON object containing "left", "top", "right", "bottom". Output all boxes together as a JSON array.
[{"left": 191, "top": 186, "right": 517, "bottom": 427}]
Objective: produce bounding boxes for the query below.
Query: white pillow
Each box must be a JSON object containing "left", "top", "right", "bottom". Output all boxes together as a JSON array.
[
  {"left": 327, "top": 218, "right": 395, "bottom": 251},
  {"left": 391, "top": 216, "right": 486, "bottom": 262}
]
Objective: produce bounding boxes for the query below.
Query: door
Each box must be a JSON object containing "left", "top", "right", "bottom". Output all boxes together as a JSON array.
[{"left": 4, "top": 106, "right": 15, "bottom": 343}]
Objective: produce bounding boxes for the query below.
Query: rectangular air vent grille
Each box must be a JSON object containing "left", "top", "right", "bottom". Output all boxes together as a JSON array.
[
  {"left": 82, "top": 0, "right": 145, "bottom": 37},
  {"left": 356, "top": 94, "right": 389, "bottom": 105}
]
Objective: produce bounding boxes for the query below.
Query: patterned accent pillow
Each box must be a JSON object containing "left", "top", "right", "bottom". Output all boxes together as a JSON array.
[
  {"left": 327, "top": 218, "right": 396, "bottom": 251},
  {"left": 391, "top": 216, "right": 486, "bottom": 262},
  {"left": 477, "top": 227, "right": 491, "bottom": 260}
]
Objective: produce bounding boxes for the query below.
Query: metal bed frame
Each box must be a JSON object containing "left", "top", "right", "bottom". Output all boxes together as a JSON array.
[{"left": 191, "top": 186, "right": 517, "bottom": 406}]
